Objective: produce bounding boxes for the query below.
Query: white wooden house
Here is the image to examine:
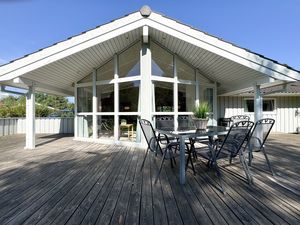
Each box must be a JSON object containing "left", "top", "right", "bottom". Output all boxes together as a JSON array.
[{"left": 0, "top": 6, "right": 299, "bottom": 149}]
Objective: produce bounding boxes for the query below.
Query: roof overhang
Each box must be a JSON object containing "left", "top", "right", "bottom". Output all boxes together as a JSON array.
[{"left": 0, "top": 7, "right": 299, "bottom": 96}]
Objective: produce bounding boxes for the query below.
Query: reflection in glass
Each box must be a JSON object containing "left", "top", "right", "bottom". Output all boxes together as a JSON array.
[
  {"left": 200, "top": 86, "right": 213, "bottom": 110},
  {"left": 97, "top": 84, "right": 114, "bottom": 112},
  {"left": 155, "top": 115, "right": 174, "bottom": 131},
  {"left": 119, "top": 81, "right": 140, "bottom": 112},
  {"left": 119, "top": 42, "right": 140, "bottom": 78},
  {"left": 154, "top": 81, "right": 173, "bottom": 112},
  {"left": 151, "top": 42, "right": 173, "bottom": 78},
  {"left": 245, "top": 99, "right": 275, "bottom": 112},
  {"left": 77, "top": 86, "right": 92, "bottom": 112},
  {"left": 178, "top": 84, "right": 195, "bottom": 112},
  {"left": 177, "top": 59, "right": 195, "bottom": 80},
  {"left": 78, "top": 73, "right": 92, "bottom": 83},
  {"left": 178, "top": 115, "right": 195, "bottom": 130},
  {"left": 77, "top": 115, "right": 93, "bottom": 138},
  {"left": 98, "top": 116, "right": 114, "bottom": 139},
  {"left": 97, "top": 60, "right": 114, "bottom": 81},
  {"left": 119, "top": 115, "right": 138, "bottom": 142}
]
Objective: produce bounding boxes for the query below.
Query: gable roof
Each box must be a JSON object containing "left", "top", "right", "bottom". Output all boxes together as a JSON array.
[{"left": 0, "top": 6, "right": 299, "bottom": 96}]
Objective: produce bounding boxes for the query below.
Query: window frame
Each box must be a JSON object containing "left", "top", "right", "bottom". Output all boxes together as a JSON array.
[{"left": 244, "top": 98, "right": 277, "bottom": 113}]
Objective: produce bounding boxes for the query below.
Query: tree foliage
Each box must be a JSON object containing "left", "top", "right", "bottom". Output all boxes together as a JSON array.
[{"left": 0, "top": 94, "right": 74, "bottom": 118}]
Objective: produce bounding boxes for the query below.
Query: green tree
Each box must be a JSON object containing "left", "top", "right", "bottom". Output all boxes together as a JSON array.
[{"left": 0, "top": 93, "right": 74, "bottom": 118}]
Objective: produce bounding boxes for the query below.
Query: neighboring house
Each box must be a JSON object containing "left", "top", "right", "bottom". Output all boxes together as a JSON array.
[{"left": 0, "top": 6, "right": 299, "bottom": 149}]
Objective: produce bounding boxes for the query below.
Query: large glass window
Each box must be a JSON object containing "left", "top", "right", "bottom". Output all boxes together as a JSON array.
[
  {"left": 119, "top": 81, "right": 140, "bottom": 112},
  {"left": 97, "top": 84, "right": 114, "bottom": 112},
  {"left": 154, "top": 81, "right": 174, "bottom": 112},
  {"left": 155, "top": 115, "right": 174, "bottom": 131},
  {"left": 119, "top": 42, "right": 140, "bottom": 78},
  {"left": 98, "top": 115, "right": 114, "bottom": 139},
  {"left": 178, "top": 115, "right": 194, "bottom": 130},
  {"left": 77, "top": 86, "right": 92, "bottom": 112},
  {"left": 77, "top": 115, "right": 93, "bottom": 138},
  {"left": 200, "top": 86, "right": 214, "bottom": 111},
  {"left": 97, "top": 60, "right": 114, "bottom": 81},
  {"left": 151, "top": 42, "right": 173, "bottom": 78},
  {"left": 177, "top": 59, "right": 195, "bottom": 80},
  {"left": 119, "top": 115, "right": 138, "bottom": 142},
  {"left": 245, "top": 99, "right": 275, "bottom": 112},
  {"left": 178, "top": 84, "right": 196, "bottom": 112}
]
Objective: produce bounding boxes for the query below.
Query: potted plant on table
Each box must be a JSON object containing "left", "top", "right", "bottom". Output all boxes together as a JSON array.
[{"left": 192, "top": 101, "right": 211, "bottom": 130}]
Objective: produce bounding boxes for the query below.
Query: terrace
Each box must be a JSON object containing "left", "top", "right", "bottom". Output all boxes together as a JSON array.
[{"left": 0, "top": 133, "right": 299, "bottom": 225}]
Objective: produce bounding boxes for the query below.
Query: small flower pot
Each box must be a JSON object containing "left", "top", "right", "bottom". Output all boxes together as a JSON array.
[{"left": 192, "top": 117, "right": 209, "bottom": 130}]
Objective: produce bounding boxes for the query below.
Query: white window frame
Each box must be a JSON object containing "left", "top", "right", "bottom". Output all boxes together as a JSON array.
[{"left": 244, "top": 98, "right": 277, "bottom": 114}]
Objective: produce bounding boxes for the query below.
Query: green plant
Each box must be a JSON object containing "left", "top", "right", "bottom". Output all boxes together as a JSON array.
[{"left": 193, "top": 101, "right": 211, "bottom": 119}]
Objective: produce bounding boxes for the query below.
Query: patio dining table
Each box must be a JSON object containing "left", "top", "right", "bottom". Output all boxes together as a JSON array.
[{"left": 156, "top": 126, "right": 229, "bottom": 184}]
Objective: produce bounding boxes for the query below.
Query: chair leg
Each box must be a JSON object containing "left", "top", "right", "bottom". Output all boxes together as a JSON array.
[
  {"left": 155, "top": 149, "right": 167, "bottom": 184},
  {"left": 168, "top": 147, "right": 175, "bottom": 168},
  {"left": 187, "top": 152, "right": 196, "bottom": 174},
  {"left": 212, "top": 161, "right": 224, "bottom": 193},
  {"left": 140, "top": 147, "right": 149, "bottom": 171},
  {"left": 248, "top": 144, "right": 253, "bottom": 166},
  {"left": 248, "top": 151, "right": 253, "bottom": 166},
  {"left": 261, "top": 146, "right": 275, "bottom": 176},
  {"left": 185, "top": 144, "right": 196, "bottom": 174},
  {"left": 239, "top": 152, "right": 253, "bottom": 184}
]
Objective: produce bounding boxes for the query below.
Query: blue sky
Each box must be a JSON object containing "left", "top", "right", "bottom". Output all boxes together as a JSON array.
[
  {"left": 0, "top": 0, "right": 299, "bottom": 69},
  {"left": 0, "top": 0, "right": 299, "bottom": 70}
]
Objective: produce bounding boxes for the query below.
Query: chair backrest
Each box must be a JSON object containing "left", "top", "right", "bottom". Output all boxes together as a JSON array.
[
  {"left": 230, "top": 115, "right": 249, "bottom": 125},
  {"left": 248, "top": 118, "right": 275, "bottom": 149},
  {"left": 156, "top": 116, "right": 174, "bottom": 131},
  {"left": 139, "top": 119, "right": 162, "bottom": 154},
  {"left": 217, "top": 120, "right": 254, "bottom": 158}
]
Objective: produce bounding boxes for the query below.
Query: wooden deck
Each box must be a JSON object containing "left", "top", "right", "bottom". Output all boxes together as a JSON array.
[{"left": 0, "top": 133, "right": 299, "bottom": 225}]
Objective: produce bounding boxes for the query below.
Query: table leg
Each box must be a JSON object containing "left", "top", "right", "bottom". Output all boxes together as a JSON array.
[{"left": 179, "top": 136, "right": 186, "bottom": 184}]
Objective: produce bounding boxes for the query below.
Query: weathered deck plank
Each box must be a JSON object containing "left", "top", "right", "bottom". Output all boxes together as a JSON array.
[{"left": 0, "top": 133, "right": 299, "bottom": 225}]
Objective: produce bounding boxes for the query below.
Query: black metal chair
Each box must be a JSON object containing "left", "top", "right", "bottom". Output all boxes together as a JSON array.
[
  {"left": 139, "top": 119, "right": 195, "bottom": 183},
  {"left": 247, "top": 118, "right": 275, "bottom": 175},
  {"left": 197, "top": 120, "right": 254, "bottom": 191}
]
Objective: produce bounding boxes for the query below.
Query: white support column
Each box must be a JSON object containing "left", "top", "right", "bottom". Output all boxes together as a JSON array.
[
  {"left": 140, "top": 42, "right": 152, "bottom": 146},
  {"left": 140, "top": 42, "right": 152, "bottom": 121},
  {"left": 92, "top": 69, "right": 97, "bottom": 140},
  {"left": 25, "top": 85, "right": 35, "bottom": 149},
  {"left": 254, "top": 84, "right": 263, "bottom": 142},
  {"left": 254, "top": 84, "right": 263, "bottom": 122},
  {"left": 213, "top": 82, "right": 218, "bottom": 126},
  {"left": 74, "top": 85, "right": 78, "bottom": 138},
  {"left": 114, "top": 54, "right": 119, "bottom": 142},
  {"left": 195, "top": 70, "right": 200, "bottom": 107},
  {"left": 173, "top": 55, "right": 178, "bottom": 131}
]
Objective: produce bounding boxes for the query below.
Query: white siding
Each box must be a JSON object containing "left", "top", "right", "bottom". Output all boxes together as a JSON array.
[
  {"left": 0, "top": 118, "right": 18, "bottom": 136},
  {"left": 218, "top": 96, "right": 300, "bottom": 133},
  {"left": 0, "top": 117, "right": 74, "bottom": 136}
]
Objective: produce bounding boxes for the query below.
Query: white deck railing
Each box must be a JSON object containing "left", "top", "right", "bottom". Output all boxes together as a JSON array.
[{"left": 0, "top": 117, "right": 74, "bottom": 136}]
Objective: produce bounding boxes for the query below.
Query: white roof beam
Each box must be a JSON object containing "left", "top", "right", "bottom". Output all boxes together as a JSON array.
[
  {"left": 0, "top": 14, "right": 144, "bottom": 81},
  {"left": 218, "top": 77, "right": 276, "bottom": 96},
  {"left": 145, "top": 18, "right": 299, "bottom": 82},
  {"left": 13, "top": 77, "right": 73, "bottom": 96}
]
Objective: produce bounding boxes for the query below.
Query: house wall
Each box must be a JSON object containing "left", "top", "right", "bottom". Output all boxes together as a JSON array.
[
  {"left": 0, "top": 117, "right": 74, "bottom": 137},
  {"left": 218, "top": 96, "right": 300, "bottom": 133}
]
